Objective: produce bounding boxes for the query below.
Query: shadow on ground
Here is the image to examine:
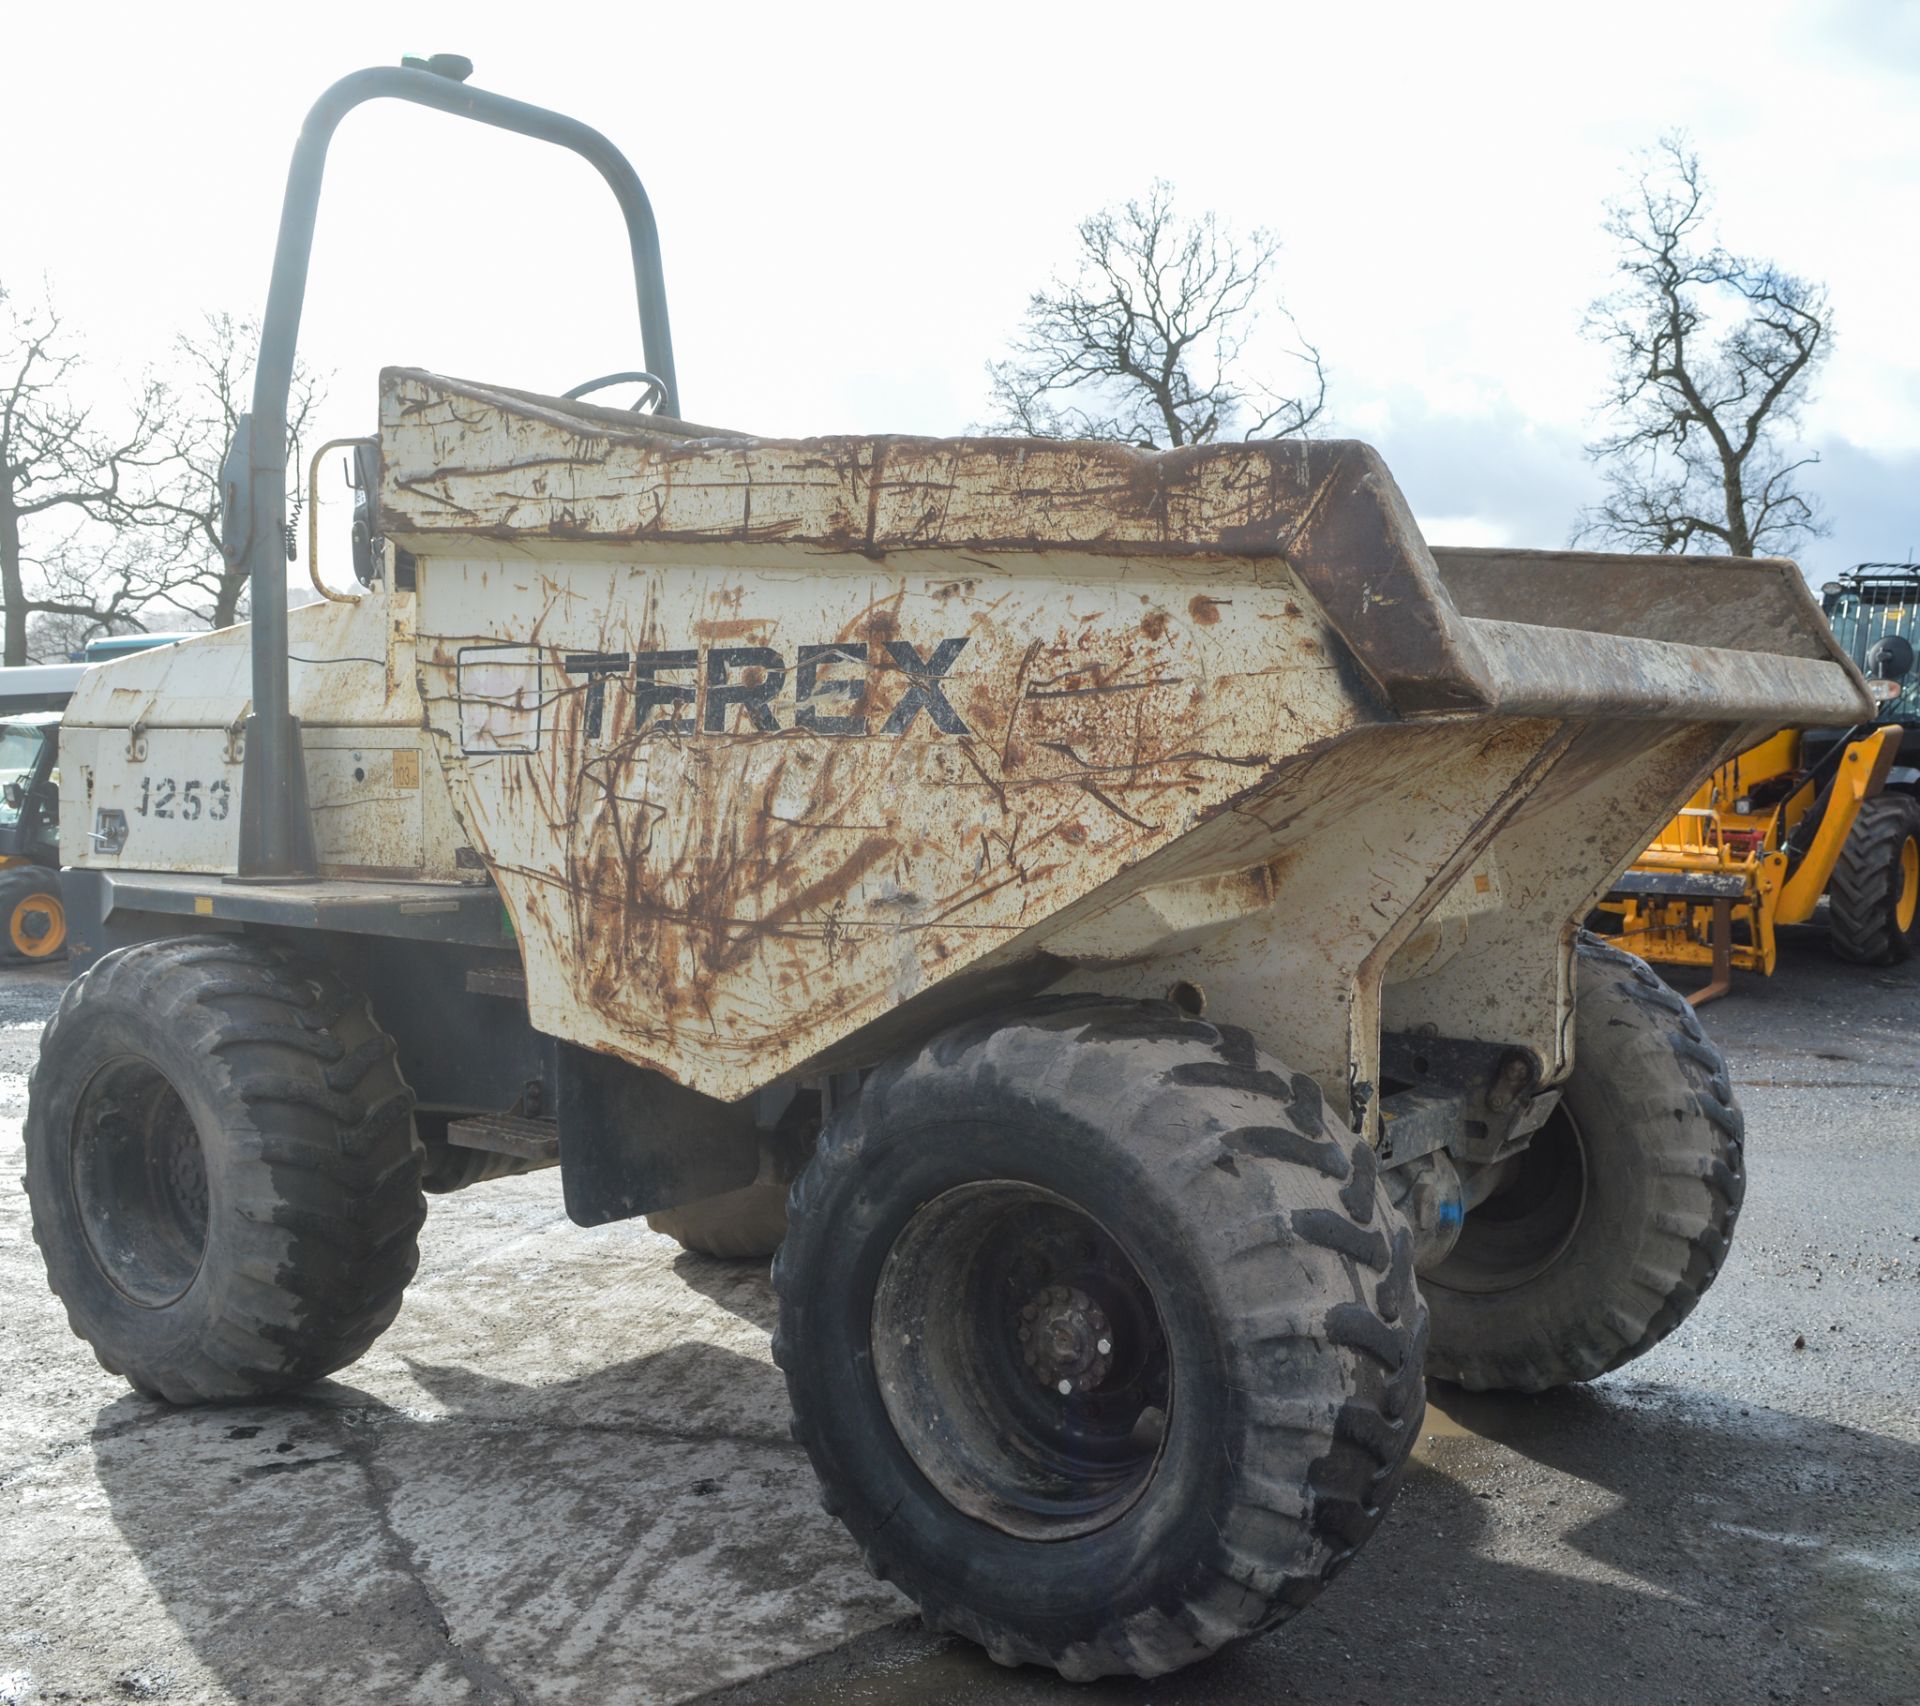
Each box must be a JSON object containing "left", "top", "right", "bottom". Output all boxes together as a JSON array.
[
  {"left": 82, "top": 1320, "right": 902, "bottom": 1703},
  {"left": 672, "top": 1247, "right": 781, "bottom": 1332},
  {"left": 719, "top": 1381, "right": 1919, "bottom": 1706},
  {"left": 83, "top": 1279, "right": 1920, "bottom": 1706}
]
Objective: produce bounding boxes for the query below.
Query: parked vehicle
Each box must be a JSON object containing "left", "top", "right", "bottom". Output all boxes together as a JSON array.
[
  {"left": 20, "top": 58, "right": 1869, "bottom": 1681},
  {"left": 0, "top": 710, "right": 66, "bottom": 960},
  {"left": 70, "top": 633, "right": 200, "bottom": 663},
  {"left": 1597, "top": 561, "right": 1920, "bottom": 998},
  {"left": 0, "top": 640, "right": 189, "bottom": 962},
  {"left": 0, "top": 663, "right": 88, "bottom": 716}
]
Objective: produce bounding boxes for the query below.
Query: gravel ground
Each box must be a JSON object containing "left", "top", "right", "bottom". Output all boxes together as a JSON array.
[{"left": 2, "top": 932, "right": 1916, "bottom": 1706}]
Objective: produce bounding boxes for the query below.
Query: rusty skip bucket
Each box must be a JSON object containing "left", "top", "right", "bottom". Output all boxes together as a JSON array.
[{"left": 383, "top": 368, "right": 1869, "bottom": 1125}]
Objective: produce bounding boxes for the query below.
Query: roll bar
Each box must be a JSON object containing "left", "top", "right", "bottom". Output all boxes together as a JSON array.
[{"left": 224, "top": 55, "right": 678, "bottom": 876}]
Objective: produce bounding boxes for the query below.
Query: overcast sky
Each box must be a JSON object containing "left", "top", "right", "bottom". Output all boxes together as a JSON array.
[{"left": 4, "top": 0, "right": 1916, "bottom": 588}]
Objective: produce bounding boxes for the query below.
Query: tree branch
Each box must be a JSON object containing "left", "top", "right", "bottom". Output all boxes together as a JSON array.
[
  {"left": 980, "top": 181, "right": 1324, "bottom": 450},
  {"left": 1578, "top": 135, "right": 1831, "bottom": 559}
]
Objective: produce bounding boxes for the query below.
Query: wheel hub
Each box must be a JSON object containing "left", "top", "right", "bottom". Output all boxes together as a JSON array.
[
  {"left": 167, "top": 1127, "right": 209, "bottom": 1224},
  {"left": 870, "top": 1180, "right": 1171, "bottom": 1541},
  {"left": 1018, "top": 1284, "right": 1113, "bottom": 1395},
  {"left": 71, "top": 1059, "right": 211, "bottom": 1308}
]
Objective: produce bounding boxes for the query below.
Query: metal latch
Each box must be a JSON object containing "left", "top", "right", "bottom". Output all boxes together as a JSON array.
[{"left": 91, "top": 809, "right": 128, "bottom": 854}]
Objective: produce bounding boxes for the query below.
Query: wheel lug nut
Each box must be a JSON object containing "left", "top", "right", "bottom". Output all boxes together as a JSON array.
[
  {"left": 1016, "top": 1326, "right": 1030, "bottom": 1342},
  {"left": 1057, "top": 1379, "right": 1073, "bottom": 1396},
  {"left": 1096, "top": 1337, "right": 1112, "bottom": 1356}
]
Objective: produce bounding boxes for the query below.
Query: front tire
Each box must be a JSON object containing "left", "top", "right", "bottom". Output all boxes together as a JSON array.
[
  {"left": 1828, "top": 792, "right": 1920, "bottom": 966},
  {"left": 1422, "top": 933, "right": 1744, "bottom": 1392},
  {"left": 774, "top": 997, "right": 1425, "bottom": 1680},
  {"left": 24, "top": 937, "right": 425, "bottom": 1403}
]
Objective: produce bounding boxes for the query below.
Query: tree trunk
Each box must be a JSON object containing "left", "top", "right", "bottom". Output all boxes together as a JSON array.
[
  {"left": 0, "top": 468, "right": 27, "bottom": 666},
  {"left": 1719, "top": 457, "right": 1754, "bottom": 557},
  {"left": 214, "top": 563, "right": 243, "bottom": 630}
]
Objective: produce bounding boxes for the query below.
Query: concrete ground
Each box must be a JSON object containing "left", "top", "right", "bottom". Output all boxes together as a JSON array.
[{"left": 2, "top": 932, "right": 1916, "bottom": 1706}]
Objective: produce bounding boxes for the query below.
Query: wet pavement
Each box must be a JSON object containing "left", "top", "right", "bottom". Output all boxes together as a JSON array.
[{"left": 1, "top": 932, "right": 1916, "bottom": 1706}]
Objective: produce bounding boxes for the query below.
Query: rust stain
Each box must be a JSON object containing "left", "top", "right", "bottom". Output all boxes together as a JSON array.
[
  {"left": 710, "top": 833, "right": 896, "bottom": 975},
  {"left": 692, "top": 616, "right": 770, "bottom": 640},
  {"left": 393, "top": 377, "right": 1475, "bottom": 1097}
]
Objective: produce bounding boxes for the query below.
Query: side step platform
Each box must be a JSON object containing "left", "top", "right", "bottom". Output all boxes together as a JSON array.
[{"left": 445, "top": 1111, "right": 559, "bottom": 1163}]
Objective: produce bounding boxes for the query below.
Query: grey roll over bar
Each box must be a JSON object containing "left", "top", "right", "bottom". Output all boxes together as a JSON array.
[{"left": 222, "top": 55, "right": 678, "bottom": 877}]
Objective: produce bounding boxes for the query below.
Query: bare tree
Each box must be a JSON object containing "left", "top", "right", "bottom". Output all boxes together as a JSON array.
[
  {"left": 1577, "top": 136, "right": 1832, "bottom": 558},
  {"left": 0, "top": 284, "right": 180, "bottom": 664},
  {"left": 984, "top": 181, "right": 1326, "bottom": 449},
  {"left": 21, "top": 535, "right": 192, "bottom": 661},
  {"left": 150, "top": 312, "right": 324, "bottom": 629}
]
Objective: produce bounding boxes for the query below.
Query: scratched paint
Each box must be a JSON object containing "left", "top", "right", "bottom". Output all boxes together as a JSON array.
[
  {"left": 51, "top": 369, "right": 1871, "bottom": 1119},
  {"left": 371, "top": 371, "right": 1869, "bottom": 1104},
  {"left": 408, "top": 547, "right": 1363, "bottom": 1097}
]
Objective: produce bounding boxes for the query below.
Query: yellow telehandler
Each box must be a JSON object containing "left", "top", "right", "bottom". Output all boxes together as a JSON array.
[{"left": 1596, "top": 563, "right": 1920, "bottom": 999}]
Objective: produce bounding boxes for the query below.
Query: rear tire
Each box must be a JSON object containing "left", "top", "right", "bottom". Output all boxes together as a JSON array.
[
  {"left": 1422, "top": 933, "right": 1744, "bottom": 1392},
  {"left": 647, "top": 1179, "right": 791, "bottom": 1260},
  {"left": 774, "top": 996, "right": 1425, "bottom": 1680},
  {"left": 24, "top": 937, "right": 425, "bottom": 1403},
  {"left": 1828, "top": 792, "right": 1920, "bottom": 966},
  {"left": 0, "top": 864, "right": 66, "bottom": 962}
]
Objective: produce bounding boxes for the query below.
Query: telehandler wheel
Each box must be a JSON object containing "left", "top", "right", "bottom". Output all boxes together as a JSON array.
[
  {"left": 23, "top": 937, "right": 425, "bottom": 1404},
  {"left": 1422, "top": 933, "right": 1744, "bottom": 1393},
  {"left": 1828, "top": 793, "right": 1920, "bottom": 966},
  {"left": 773, "top": 997, "right": 1425, "bottom": 1681},
  {"left": 0, "top": 865, "right": 66, "bottom": 962},
  {"left": 647, "top": 1180, "right": 791, "bottom": 1260}
]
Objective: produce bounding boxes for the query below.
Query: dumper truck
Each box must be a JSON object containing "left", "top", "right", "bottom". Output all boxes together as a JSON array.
[{"left": 21, "top": 60, "right": 1873, "bottom": 1681}]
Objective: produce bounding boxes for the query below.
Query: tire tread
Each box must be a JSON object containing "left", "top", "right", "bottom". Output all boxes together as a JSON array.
[
  {"left": 1828, "top": 792, "right": 1920, "bottom": 966},
  {"left": 23, "top": 936, "right": 425, "bottom": 1403},
  {"left": 774, "top": 995, "right": 1426, "bottom": 1679},
  {"left": 1425, "top": 932, "right": 1744, "bottom": 1392}
]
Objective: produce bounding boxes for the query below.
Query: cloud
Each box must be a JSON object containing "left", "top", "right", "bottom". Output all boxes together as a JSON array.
[
  {"left": 1347, "top": 394, "right": 1598, "bottom": 552},
  {"left": 1802, "top": 439, "right": 1920, "bottom": 582},
  {"left": 1349, "top": 394, "right": 1915, "bottom": 587}
]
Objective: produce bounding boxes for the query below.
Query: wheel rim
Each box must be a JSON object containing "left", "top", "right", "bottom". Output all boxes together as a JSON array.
[
  {"left": 870, "top": 1182, "right": 1172, "bottom": 1541},
  {"left": 1423, "top": 1104, "right": 1588, "bottom": 1295},
  {"left": 9, "top": 889, "right": 64, "bottom": 958},
  {"left": 70, "top": 1055, "right": 210, "bottom": 1308},
  {"left": 1897, "top": 836, "right": 1919, "bottom": 935}
]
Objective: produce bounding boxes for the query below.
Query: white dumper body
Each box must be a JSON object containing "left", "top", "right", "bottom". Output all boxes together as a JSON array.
[
  {"left": 23, "top": 60, "right": 1875, "bottom": 1689},
  {"left": 56, "top": 368, "right": 1867, "bottom": 1124}
]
